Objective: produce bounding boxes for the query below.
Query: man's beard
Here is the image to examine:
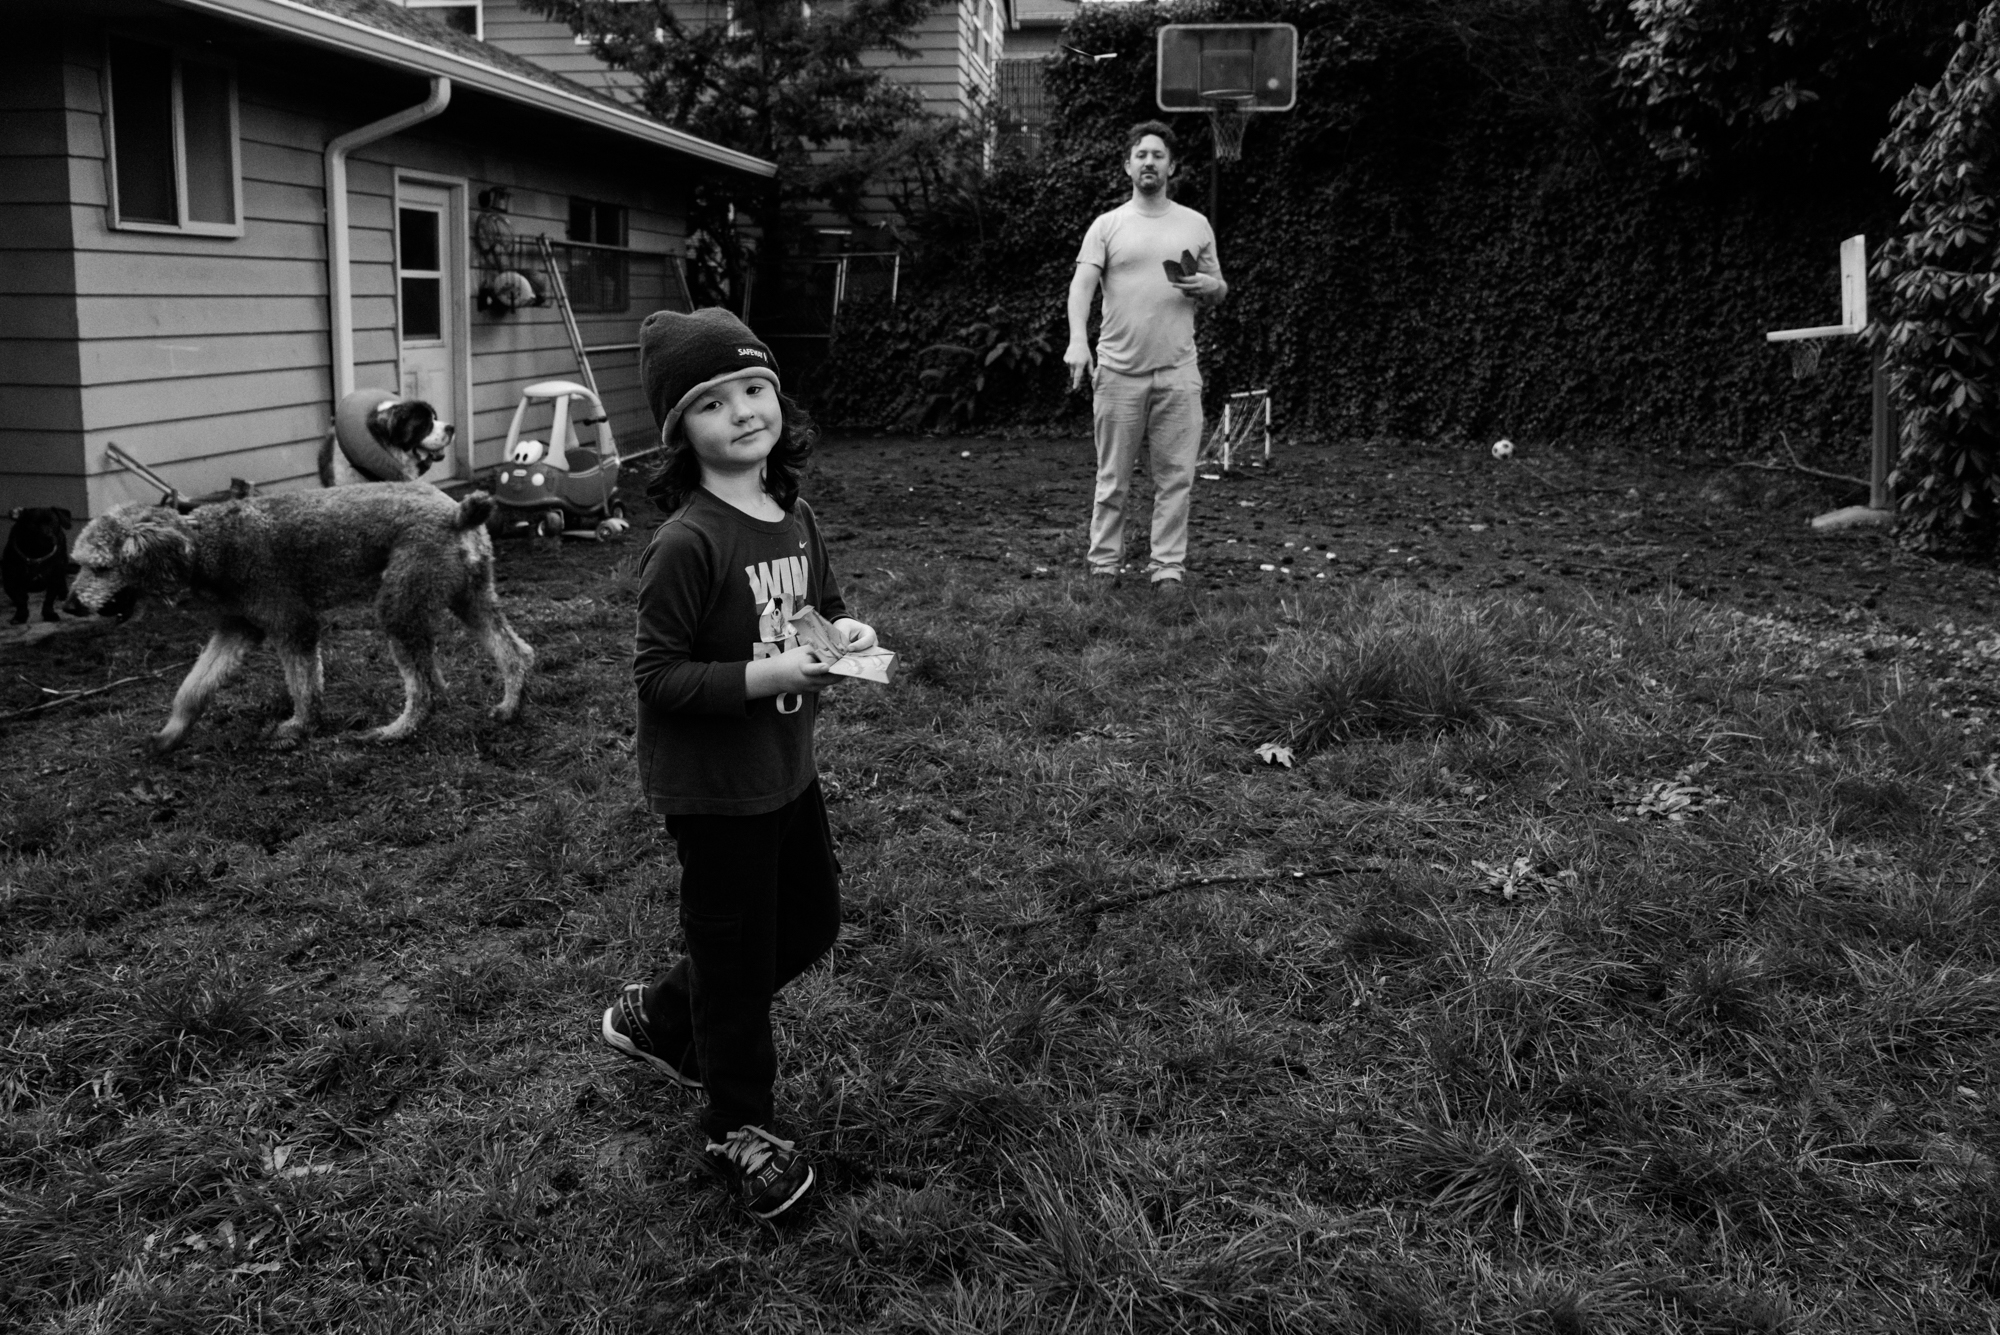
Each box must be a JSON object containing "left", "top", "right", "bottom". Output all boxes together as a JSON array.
[{"left": 1137, "top": 171, "right": 1166, "bottom": 195}]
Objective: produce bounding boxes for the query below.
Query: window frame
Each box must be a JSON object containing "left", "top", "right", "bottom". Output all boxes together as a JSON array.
[
  {"left": 101, "top": 37, "right": 245, "bottom": 239},
  {"left": 396, "top": 200, "right": 449, "bottom": 348},
  {"left": 403, "top": 0, "right": 484, "bottom": 40},
  {"left": 564, "top": 197, "right": 631, "bottom": 315}
]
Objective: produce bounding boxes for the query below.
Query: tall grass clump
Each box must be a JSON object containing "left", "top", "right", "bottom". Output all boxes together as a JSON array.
[{"left": 1239, "top": 587, "right": 1523, "bottom": 752}]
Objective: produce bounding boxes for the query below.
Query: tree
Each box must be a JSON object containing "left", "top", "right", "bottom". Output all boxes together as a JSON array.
[
  {"left": 522, "top": 0, "right": 940, "bottom": 178},
  {"left": 1593, "top": 0, "right": 1972, "bottom": 172},
  {"left": 1875, "top": 2, "right": 2000, "bottom": 552}
]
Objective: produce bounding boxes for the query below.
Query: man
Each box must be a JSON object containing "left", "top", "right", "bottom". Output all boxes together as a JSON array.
[{"left": 1064, "top": 121, "right": 1228, "bottom": 599}]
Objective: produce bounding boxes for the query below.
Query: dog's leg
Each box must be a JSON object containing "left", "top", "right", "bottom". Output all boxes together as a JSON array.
[
  {"left": 154, "top": 620, "right": 259, "bottom": 753},
  {"left": 364, "top": 564, "right": 439, "bottom": 743},
  {"left": 362, "top": 633, "right": 435, "bottom": 744},
  {"left": 269, "top": 624, "right": 325, "bottom": 748},
  {"left": 454, "top": 576, "right": 534, "bottom": 723}
]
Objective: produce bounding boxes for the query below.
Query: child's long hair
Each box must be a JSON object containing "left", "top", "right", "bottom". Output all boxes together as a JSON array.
[{"left": 644, "top": 388, "right": 818, "bottom": 514}]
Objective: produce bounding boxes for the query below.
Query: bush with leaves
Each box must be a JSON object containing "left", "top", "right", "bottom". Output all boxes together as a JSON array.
[
  {"left": 1594, "top": 0, "right": 1968, "bottom": 174},
  {"left": 910, "top": 305, "right": 1057, "bottom": 432},
  {"left": 1875, "top": 3, "right": 2000, "bottom": 554}
]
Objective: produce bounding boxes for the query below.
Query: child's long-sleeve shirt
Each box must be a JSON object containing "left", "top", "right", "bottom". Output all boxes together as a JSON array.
[{"left": 633, "top": 488, "right": 847, "bottom": 816}]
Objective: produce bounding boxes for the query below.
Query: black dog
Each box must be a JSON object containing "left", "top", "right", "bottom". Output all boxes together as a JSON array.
[
  {"left": 317, "top": 396, "right": 455, "bottom": 486},
  {"left": 5, "top": 507, "right": 74, "bottom": 624}
]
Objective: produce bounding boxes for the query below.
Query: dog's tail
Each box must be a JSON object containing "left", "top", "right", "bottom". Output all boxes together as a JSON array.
[
  {"left": 317, "top": 427, "right": 338, "bottom": 488},
  {"left": 455, "top": 492, "right": 496, "bottom": 532}
]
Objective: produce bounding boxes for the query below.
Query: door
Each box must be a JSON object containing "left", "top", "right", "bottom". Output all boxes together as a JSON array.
[{"left": 395, "top": 180, "right": 463, "bottom": 478}]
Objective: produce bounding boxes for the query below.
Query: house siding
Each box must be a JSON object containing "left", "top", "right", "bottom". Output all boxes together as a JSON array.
[
  {"left": 478, "top": 0, "right": 644, "bottom": 104},
  {"left": 0, "top": 29, "right": 87, "bottom": 521},
  {"left": 28, "top": 12, "right": 701, "bottom": 519}
]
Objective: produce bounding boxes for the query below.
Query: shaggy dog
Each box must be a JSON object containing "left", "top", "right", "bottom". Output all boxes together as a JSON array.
[
  {"left": 317, "top": 397, "right": 455, "bottom": 485},
  {"left": 67, "top": 486, "right": 533, "bottom": 753},
  {"left": 5, "top": 507, "right": 73, "bottom": 624}
]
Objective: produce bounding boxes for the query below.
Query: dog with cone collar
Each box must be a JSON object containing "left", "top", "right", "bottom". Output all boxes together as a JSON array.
[
  {"left": 318, "top": 392, "right": 455, "bottom": 486},
  {"left": 66, "top": 485, "right": 533, "bottom": 753}
]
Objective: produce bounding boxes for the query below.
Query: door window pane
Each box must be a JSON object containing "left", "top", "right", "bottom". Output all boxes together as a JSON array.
[
  {"left": 181, "top": 61, "right": 235, "bottom": 225},
  {"left": 400, "top": 207, "right": 440, "bottom": 273},
  {"left": 402, "top": 278, "right": 442, "bottom": 340},
  {"left": 109, "top": 39, "right": 176, "bottom": 224}
]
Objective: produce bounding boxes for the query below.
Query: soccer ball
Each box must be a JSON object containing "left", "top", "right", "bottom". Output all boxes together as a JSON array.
[{"left": 1491, "top": 439, "right": 1515, "bottom": 459}]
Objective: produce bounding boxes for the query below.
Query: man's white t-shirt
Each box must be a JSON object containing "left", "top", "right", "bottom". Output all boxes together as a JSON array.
[{"left": 1076, "top": 198, "right": 1223, "bottom": 376}]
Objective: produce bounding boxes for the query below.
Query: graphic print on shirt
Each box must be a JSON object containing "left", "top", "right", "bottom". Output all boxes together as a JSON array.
[{"left": 747, "top": 553, "right": 812, "bottom": 661}]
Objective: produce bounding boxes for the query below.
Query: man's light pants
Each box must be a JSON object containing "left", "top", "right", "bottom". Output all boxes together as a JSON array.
[{"left": 1088, "top": 363, "right": 1202, "bottom": 583}]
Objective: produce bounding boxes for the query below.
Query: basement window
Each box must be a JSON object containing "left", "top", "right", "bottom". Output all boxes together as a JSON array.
[{"left": 104, "top": 38, "right": 242, "bottom": 237}]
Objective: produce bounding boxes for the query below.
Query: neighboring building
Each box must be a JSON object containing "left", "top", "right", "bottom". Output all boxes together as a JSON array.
[
  {"left": 997, "top": 0, "right": 1076, "bottom": 153},
  {"left": 0, "top": 0, "right": 772, "bottom": 520}
]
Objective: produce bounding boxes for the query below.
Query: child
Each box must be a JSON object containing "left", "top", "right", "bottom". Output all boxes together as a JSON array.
[{"left": 599, "top": 307, "right": 876, "bottom": 1220}]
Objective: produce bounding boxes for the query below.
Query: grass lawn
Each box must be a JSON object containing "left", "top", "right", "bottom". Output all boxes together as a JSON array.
[{"left": 2, "top": 435, "right": 1998, "bottom": 1332}]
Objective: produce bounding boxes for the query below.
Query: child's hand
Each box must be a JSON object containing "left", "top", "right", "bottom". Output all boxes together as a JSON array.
[
  {"left": 745, "top": 645, "right": 838, "bottom": 700},
  {"left": 832, "top": 617, "right": 878, "bottom": 653}
]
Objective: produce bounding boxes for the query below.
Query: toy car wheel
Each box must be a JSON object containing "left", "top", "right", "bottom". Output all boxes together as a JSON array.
[
  {"left": 596, "top": 516, "right": 631, "bottom": 540},
  {"left": 539, "top": 508, "right": 566, "bottom": 539}
]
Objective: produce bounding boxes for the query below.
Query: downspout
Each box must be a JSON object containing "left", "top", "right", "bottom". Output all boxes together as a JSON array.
[{"left": 324, "top": 77, "right": 451, "bottom": 404}]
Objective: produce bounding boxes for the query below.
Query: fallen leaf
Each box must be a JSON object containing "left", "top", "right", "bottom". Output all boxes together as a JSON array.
[{"left": 1255, "top": 743, "right": 1295, "bottom": 768}]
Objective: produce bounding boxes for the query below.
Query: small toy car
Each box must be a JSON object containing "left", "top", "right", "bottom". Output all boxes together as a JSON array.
[{"left": 491, "top": 380, "right": 630, "bottom": 539}]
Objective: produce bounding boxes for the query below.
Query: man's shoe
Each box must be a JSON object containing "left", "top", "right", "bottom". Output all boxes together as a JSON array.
[
  {"left": 702, "top": 1125, "right": 815, "bottom": 1219},
  {"left": 1153, "top": 577, "right": 1186, "bottom": 600},
  {"left": 1087, "top": 565, "right": 1122, "bottom": 587},
  {"left": 599, "top": 983, "right": 702, "bottom": 1091}
]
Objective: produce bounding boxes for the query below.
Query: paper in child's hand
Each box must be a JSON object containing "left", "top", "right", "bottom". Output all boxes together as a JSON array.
[
  {"left": 827, "top": 650, "right": 896, "bottom": 684},
  {"left": 787, "top": 603, "right": 896, "bottom": 684}
]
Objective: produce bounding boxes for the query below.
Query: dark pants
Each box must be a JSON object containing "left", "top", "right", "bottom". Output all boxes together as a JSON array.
[{"left": 643, "top": 780, "right": 842, "bottom": 1140}]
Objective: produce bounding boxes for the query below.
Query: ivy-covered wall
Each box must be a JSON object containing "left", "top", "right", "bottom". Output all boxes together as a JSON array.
[{"left": 808, "top": 0, "right": 1901, "bottom": 460}]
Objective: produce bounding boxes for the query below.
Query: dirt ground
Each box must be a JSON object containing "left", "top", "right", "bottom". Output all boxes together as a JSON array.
[
  {"left": 808, "top": 431, "right": 1997, "bottom": 616},
  {"left": 5, "top": 431, "right": 1996, "bottom": 729}
]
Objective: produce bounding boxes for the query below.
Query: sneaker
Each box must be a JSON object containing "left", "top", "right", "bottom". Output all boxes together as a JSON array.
[
  {"left": 1152, "top": 576, "right": 1185, "bottom": 600},
  {"left": 599, "top": 984, "right": 702, "bottom": 1091},
  {"left": 1088, "top": 565, "right": 1122, "bottom": 586},
  {"left": 702, "top": 1124, "right": 815, "bottom": 1219}
]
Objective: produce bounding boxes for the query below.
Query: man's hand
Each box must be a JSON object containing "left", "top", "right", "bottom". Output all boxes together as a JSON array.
[
  {"left": 1171, "top": 272, "right": 1222, "bottom": 304},
  {"left": 1064, "top": 339, "right": 1095, "bottom": 391}
]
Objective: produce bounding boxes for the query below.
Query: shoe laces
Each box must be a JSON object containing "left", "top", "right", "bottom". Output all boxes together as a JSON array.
[{"left": 709, "top": 1125, "right": 795, "bottom": 1176}]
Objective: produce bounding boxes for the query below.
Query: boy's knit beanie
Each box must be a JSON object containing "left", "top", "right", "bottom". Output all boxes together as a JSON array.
[{"left": 639, "top": 307, "right": 780, "bottom": 444}]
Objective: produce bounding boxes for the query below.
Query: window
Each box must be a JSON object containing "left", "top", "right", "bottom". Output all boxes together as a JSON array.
[
  {"left": 973, "top": 0, "right": 1000, "bottom": 71},
  {"left": 565, "top": 198, "right": 629, "bottom": 313},
  {"left": 104, "top": 38, "right": 241, "bottom": 236},
  {"left": 399, "top": 205, "right": 444, "bottom": 342},
  {"left": 402, "top": 0, "right": 482, "bottom": 38}
]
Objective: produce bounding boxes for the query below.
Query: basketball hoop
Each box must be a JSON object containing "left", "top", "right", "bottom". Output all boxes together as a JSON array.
[
  {"left": 1204, "top": 92, "right": 1253, "bottom": 162},
  {"left": 1788, "top": 338, "right": 1826, "bottom": 380}
]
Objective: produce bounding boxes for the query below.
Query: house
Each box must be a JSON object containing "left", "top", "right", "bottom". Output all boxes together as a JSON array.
[
  {"left": 1, "top": 0, "right": 774, "bottom": 523},
  {"left": 996, "top": 0, "right": 1077, "bottom": 153},
  {"left": 467, "top": 0, "right": 1014, "bottom": 124}
]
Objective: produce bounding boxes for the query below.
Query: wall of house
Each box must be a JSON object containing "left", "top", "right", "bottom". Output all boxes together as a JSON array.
[
  {"left": 0, "top": 30, "right": 88, "bottom": 524},
  {"left": 861, "top": 0, "right": 991, "bottom": 116},
  {"left": 479, "top": 0, "right": 644, "bottom": 104},
  {"left": 46, "top": 18, "right": 697, "bottom": 518}
]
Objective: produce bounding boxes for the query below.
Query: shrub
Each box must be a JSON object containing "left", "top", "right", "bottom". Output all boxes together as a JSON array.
[{"left": 1875, "top": 2, "right": 2000, "bottom": 553}]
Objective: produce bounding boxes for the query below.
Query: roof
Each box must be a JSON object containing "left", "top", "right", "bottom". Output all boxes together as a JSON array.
[{"left": 161, "top": 0, "right": 777, "bottom": 178}]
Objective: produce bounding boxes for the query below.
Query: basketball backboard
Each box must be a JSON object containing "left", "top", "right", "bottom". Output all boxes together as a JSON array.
[
  {"left": 1767, "top": 234, "right": 1867, "bottom": 342},
  {"left": 1156, "top": 23, "right": 1298, "bottom": 112}
]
